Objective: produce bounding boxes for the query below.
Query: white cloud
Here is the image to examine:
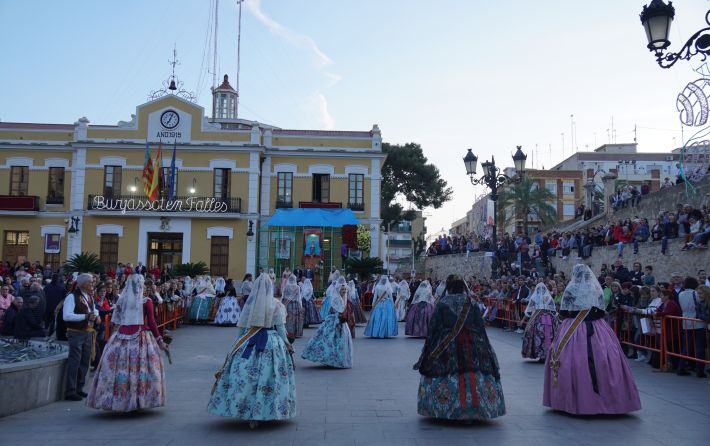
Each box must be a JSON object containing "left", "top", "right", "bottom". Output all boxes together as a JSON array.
[{"left": 315, "top": 92, "right": 335, "bottom": 130}]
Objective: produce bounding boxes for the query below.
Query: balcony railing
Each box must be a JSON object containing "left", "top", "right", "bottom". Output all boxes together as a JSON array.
[
  {"left": 87, "top": 194, "right": 242, "bottom": 213},
  {"left": 46, "top": 196, "right": 64, "bottom": 205},
  {"left": 348, "top": 202, "right": 364, "bottom": 211},
  {"left": 0, "top": 195, "right": 40, "bottom": 211},
  {"left": 276, "top": 199, "right": 293, "bottom": 208},
  {"left": 299, "top": 201, "right": 342, "bottom": 209}
]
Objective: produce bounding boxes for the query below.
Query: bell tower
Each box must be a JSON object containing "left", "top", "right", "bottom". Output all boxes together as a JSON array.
[{"left": 211, "top": 74, "right": 238, "bottom": 121}]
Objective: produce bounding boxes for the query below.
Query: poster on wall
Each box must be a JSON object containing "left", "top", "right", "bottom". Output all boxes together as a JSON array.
[
  {"left": 276, "top": 238, "right": 291, "bottom": 259},
  {"left": 44, "top": 234, "right": 61, "bottom": 254},
  {"left": 486, "top": 199, "right": 495, "bottom": 226},
  {"left": 303, "top": 228, "right": 322, "bottom": 258}
]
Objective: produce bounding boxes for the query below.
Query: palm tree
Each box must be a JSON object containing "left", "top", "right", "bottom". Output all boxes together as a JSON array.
[
  {"left": 63, "top": 252, "right": 105, "bottom": 274},
  {"left": 496, "top": 176, "right": 558, "bottom": 235}
]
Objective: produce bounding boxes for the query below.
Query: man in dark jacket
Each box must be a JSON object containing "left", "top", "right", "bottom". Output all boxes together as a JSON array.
[
  {"left": 44, "top": 274, "right": 67, "bottom": 330},
  {"left": 15, "top": 295, "right": 45, "bottom": 339},
  {"left": 613, "top": 259, "right": 632, "bottom": 283},
  {"left": 0, "top": 296, "right": 23, "bottom": 336}
]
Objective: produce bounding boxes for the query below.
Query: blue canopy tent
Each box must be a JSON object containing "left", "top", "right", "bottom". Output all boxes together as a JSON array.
[
  {"left": 265, "top": 208, "right": 360, "bottom": 227},
  {"left": 259, "top": 208, "right": 361, "bottom": 293}
]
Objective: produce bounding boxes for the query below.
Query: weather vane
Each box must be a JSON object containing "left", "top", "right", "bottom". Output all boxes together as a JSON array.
[{"left": 148, "top": 45, "right": 197, "bottom": 102}]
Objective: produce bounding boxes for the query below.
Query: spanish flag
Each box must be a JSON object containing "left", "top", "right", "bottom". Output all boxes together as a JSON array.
[
  {"left": 148, "top": 142, "right": 162, "bottom": 201},
  {"left": 142, "top": 142, "right": 154, "bottom": 198}
]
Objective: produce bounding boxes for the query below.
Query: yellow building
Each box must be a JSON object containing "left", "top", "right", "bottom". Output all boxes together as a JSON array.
[{"left": 0, "top": 75, "right": 385, "bottom": 282}]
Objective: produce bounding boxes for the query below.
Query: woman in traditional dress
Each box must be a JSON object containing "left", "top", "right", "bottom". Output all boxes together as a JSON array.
[
  {"left": 279, "top": 269, "right": 290, "bottom": 297},
  {"left": 521, "top": 283, "right": 559, "bottom": 362},
  {"left": 395, "top": 279, "right": 410, "bottom": 322},
  {"left": 301, "top": 282, "right": 354, "bottom": 368},
  {"left": 238, "top": 274, "right": 253, "bottom": 309},
  {"left": 208, "top": 273, "right": 296, "bottom": 426},
  {"left": 319, "top": 271, "right": 340, "bottom": 320},
  {"left": 414, "top": 277, "right": 505, "bottom": 421},
  {"left": 268, "top": 268, "right": 277, "bottom": 291},
  {"left": 86, "top": 274, "right": 167, "bottom": 412},
  {"left": 405, "top": 280, "right": 435, "bottom": 337},
  {"left": 301, "top": 278, "right": 321, "bottom": 327},
  {"left": 189, "top": 277, "right": 216, "bottom": 323},
  {"left": 282, "top": 274, "right": 304, "bottom": 341},
  {"left": 349, "top": 280, "right": 367, "bottom": 325},
  {"left": 364, "top": 276, "right": 398, "bottom": 338},
  {"left": 214, "top": 279, "right": 241, "bottom": 326},
  {"left": 544, "top": 264, "right": 641, "bottom": 415},
  {"left": 209, "top": 277, "right": 226, "bottom": 321}
]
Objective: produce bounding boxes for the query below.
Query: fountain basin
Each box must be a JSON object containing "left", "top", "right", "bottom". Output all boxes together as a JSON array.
[{"left": 0, "top": 338, "right": 69, "bottom": 418}]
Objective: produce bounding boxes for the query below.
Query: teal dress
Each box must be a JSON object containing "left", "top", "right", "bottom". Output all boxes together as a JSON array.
[
  {"left": 208, "top": 315, "right": 296, "bottom": 420},
  {"left": 190, "top": 294, "right": 213, "bottom": 322}
]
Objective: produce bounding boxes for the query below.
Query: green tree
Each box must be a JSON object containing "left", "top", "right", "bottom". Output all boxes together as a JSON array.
[
  {"left": 381, "top": 142, "right": 452, "bottom": 227},
  {"left": 496, "top": 175, "right": 558, "bottom": 235},
  {"left": 172, "top": 261, "right": 209, "bottom": 277},
  {"left": 63, "top": 252, "right": 105, "bottom": 274},
  {"left": 344, "top": 257, "right": 384, "bottom": 280}
]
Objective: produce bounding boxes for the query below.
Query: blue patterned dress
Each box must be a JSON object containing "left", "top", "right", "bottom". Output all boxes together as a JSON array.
[
  {"left": 208, "top": 319, "right": 296, "bottom": 420},
  {"left": 414, "top": 293, "right": 505, "bottom": 420},
  {"left": 301, "top": 305, "right": 353, "bottom": 368},
  {"left": 364, "top": 293, "right": 398, "bottom": 338}
]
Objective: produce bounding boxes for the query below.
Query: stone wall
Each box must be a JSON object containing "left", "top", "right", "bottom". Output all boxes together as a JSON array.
[
  {"left": 424, "top": 252, "right": 493, "bottom": 281},
  {"left": 550, "top": 238, "right": 710, "bottom": 279}
]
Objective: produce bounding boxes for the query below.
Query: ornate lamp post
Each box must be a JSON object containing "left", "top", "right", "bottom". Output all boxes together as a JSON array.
[
  {"left": 640, "top": 0, "right": 710, "bottom": 69},
  {"left": 463, "top": 146, "right": 527, "bottom": 276}
]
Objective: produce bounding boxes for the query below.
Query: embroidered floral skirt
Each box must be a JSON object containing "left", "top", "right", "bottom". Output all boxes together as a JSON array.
[
  {"left": 208, "top": 330, "right": 297, "bottom": 420},
  {"left": 301, "top": 313, "right": 353, "bottom": 368},
  {"left": 285, "top": 300, "right": 304, "bottom": 338},
  {"left": 86, "top": 330, "right": 166, "bottom": 412},
  {"left": 417, "top": 372, "right": 506, "bottom": 420},
  {"left": 303, "top": 298, "right": 322, "bottom": 325},
  {"left": 521, "top": 311, "right": 559, "bottom": 360},
  {"left": 352, "top": 300, "right": 368, "bottom": 325},
  {"left": 214, "top": 296, "right": 240, "bottom": 326}
]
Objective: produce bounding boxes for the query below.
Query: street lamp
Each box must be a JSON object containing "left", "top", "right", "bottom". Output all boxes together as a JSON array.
[
  {"left": 639, "top": 0, "right": 710, "bottom": 69},
  {"left": 246, "top": 220, "right": 255, "bottom": 241},
  {"left": 66, "top": 216, "right": 80, "bottom": 234},
  {"left": 462, "top": 146, "right": 527, "bottom": 277}
]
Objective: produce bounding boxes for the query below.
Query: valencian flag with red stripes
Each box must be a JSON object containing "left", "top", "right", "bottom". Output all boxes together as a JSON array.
[
  {"left": 148, "top": 142, "right": 162, "bottom": 201},
  {"left": 142, "top": 142, "right": 154, "bottom": 198}
]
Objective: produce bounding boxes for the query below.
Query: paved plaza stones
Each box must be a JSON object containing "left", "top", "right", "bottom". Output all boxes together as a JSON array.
[{"left": 0, "top": 321, "right": 708, "bottom": 446}]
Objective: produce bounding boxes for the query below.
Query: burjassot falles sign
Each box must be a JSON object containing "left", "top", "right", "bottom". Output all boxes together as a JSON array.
[{"left": 92, "top": 195, "right": 229, "bottom": 215}]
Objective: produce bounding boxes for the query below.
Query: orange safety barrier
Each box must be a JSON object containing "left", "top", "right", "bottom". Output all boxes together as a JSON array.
[
  {"left": 613, "top": 309, "right": 665, "bottom": 369},
  {"left": 661, "top": 315, "right": 709, "bottom": 372},
  {"left": 482, "top": 298, "right": 527, "bottom": 330},
  {"left": 102, "top": 301, "right": 185, "bottom": 338}
]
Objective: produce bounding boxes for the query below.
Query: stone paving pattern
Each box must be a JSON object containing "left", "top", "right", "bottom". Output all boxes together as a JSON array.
[{"left": 0, "top": 320, "right": 708, "bottom": 446}]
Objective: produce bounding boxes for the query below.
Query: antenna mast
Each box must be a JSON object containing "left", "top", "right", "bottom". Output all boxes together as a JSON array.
[
  {"left": 213, "top": 0, "right": 219, "bottom": 90},
  {"left": 236, "top": 0, "right": 244, "bottom": 118}
]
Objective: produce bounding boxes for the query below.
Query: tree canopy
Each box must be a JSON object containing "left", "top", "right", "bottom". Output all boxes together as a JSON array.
[
  {"left": 496, "top": 175, "right": 558, "bottom": 235},
  {"left": 381, "top": 142, "right": 452, "bottom": 226}
]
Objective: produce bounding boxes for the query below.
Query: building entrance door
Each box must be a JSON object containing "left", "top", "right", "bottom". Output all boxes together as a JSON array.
[{"left": 147, "top": 232, "right": 183, "bottom": 273}]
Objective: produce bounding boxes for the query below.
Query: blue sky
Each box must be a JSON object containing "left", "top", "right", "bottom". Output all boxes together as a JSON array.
[{"left": 1, "top": 0, "right": 708, "bottom": 235}]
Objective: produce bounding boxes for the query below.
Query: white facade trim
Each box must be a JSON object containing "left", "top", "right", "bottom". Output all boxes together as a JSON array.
[
  {"left": 206, "top": 226, "right": 234, "bottom": 239},
  {"left": 345, "top": 165, "right": 369, "bottom": 175},
  {"left": 40, "top": 225, "right": 66, "bottom": 237},
  {"left": 138, "top": 218, "right": 192, "bottom": 265},
  {"left": 5, "top": 157, "right": 34, "bottom": 168},
  {"left": 44, "top": 158, "right": 70, "bottom": 168},
  {"left": 260, "top": 156, "right": 271, "bottom": 216},
  {"left": 370, "top": 159, "right": 381, "bottom": 218},
  {"left": 209, "top": 159, "right": 238, "bottom": 171},
  {"left": 95, "top": 224, "right": 124, "bottom": 237},
  {"left": 99, "top": 156, "right": 127, "bottom": 167},
  {"left": 307, "top": 164, "right": 334, "bottom": 175},
  {"left": 273, "top": 163, "right": 298, "bottom": 174}
]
